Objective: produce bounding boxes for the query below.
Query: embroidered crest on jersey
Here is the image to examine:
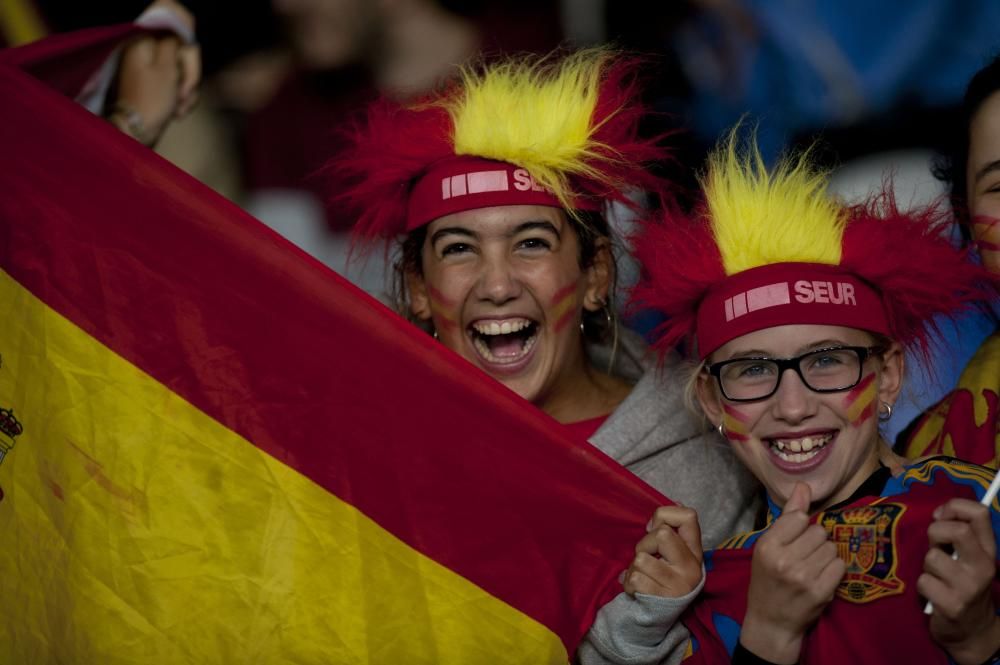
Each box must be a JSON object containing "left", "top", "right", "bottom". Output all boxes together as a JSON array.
[{"left": 819, "top": 502, "right": 906, "bottom": 603}]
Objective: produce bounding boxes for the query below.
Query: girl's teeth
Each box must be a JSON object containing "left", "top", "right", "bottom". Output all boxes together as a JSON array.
[
  {"left": 770, "top": 435, "right": 831, "bottom": 462},
  {"left": 473, "top": 319, "right": 531, "bottom": 335},
  {"left": 775, "top": 450, "right": 816, "bottom": 463}
]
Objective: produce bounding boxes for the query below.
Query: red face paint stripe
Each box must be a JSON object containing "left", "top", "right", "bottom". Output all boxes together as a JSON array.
[
  {"left": 550, "top": 283, "right": 577, "bottom": 305},
  {"left": 722, "top": 403, "right": 751, "bottom": 424},
  {"left": 428, "top": 285, "right": 457, "bottom": 309},
  {"left": 844, "top": 372, "right": 877, "bottom": 425},
  {"left": 426, "top": 285, "right": 459, "bottom": 329},
  {"left": 844, "top": 372, "right": 876, "bottom": 403},
  {"left": 972, "top": 216, "right": 1000, "bottom": 251},
  {"left": 721, "top": 404, "right": 750, "bottom": 440},
  {"left": 972, "top": 215, "right": 1000, "bottom": 230},
  {"left": 550, "top": 283, "right": 579, "bottom": 333}
]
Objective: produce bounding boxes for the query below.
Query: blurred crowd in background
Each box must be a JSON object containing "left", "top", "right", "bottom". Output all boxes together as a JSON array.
[{"left": 3, "top": 0, "right": 999, "bottom": 435}]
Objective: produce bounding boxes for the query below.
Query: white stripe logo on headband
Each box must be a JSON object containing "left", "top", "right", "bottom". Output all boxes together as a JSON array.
[
  {"left": 725, "top": 280, "right": 857, "bottom": 321},
  {"left": 441, "top": 168, "right": 547, "bottom": 200}
]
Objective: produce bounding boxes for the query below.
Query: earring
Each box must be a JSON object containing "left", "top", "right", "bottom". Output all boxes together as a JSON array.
[
  {"left": 432, "top": 328, "right": 439, "bottom": 340},
  {"left": 580, "top": 297, "right": 612, "bottom": 336},
  {"left": 717, "top": 422, "right": 726, "bottom": 438},
  {"left": 878, "top": 401, "right": 893, "bottom": 421}
]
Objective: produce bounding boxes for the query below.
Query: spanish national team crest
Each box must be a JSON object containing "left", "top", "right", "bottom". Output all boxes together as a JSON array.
[{"left": 820, "top": 503, "right": 906, "bottom": 603}]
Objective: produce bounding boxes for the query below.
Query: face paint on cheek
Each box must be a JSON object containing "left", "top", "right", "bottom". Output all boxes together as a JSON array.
[
  {"left": 550, "top": 282, "right": 580, "bottom": 333},
  {"left": 427, "top": 285, "right": 458, "bottom": 331},
  {"left": 721, "top": 403, "right": 751, "bottom": 442},
  {"left": 843, "top": 372, "right": 877, "bottom": 426},
  {"left": 972, "top": 215, "right": 1000, "bottom": 252}
]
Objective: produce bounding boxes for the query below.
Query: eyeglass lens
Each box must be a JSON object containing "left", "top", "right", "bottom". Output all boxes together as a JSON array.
[{"left": 719, "top": 348, "right": 863, "bottom": 400}]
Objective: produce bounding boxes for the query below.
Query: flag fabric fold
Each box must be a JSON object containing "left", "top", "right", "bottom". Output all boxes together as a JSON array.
[{"left": 0, "top": 29, "right": 664, "bottom": 664}]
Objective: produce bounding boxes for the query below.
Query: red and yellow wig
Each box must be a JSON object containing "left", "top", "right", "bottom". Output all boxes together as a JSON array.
[
  {"left": 336, "top": 48, "right": 669, "bottom": 239},
  {"left": 631, "top": 130, "right": 994, "bottom": 359}
]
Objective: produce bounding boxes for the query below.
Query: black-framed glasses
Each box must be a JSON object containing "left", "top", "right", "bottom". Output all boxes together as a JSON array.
[{"left": 706, "top": 346, "right": 882, "bottom": 402}]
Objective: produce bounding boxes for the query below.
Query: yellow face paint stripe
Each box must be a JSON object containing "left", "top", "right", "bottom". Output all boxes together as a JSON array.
[
  {"left": 551, "top": 283, "right": 579, "bottom": 332},
  {"left": 721, "top": 404, "right": 750, "bottom": 441},
  {"left": 845, "top": 373, "right": 877, "bottom": 425}
]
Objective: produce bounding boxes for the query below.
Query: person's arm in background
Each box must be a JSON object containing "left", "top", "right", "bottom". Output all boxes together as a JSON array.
[{"left": 98, "top": 0, "right": 200, "bottom": 147}]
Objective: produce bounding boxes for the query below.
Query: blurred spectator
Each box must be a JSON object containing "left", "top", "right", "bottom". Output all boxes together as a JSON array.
[
  {"left": 613, "top": 1, "right": 1000, "bottom": 160},
  {"left": 0, "top": 0, "right": 46, "bottom": 47}
]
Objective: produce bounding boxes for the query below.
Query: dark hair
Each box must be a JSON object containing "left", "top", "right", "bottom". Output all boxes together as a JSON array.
[
  {"left": 932, "top": 53, "right": 1000, "bottom": 240},
  {"left": 391, "top": 209, "right": 619, "bottom": 343}
]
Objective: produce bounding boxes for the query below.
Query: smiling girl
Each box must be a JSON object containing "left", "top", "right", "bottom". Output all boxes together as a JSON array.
[
  {"left": 337, "top": 49, "right": 760, "bottom": 552},
  {"left": 586, "top": 133, "right": 1000, "bottom": 664}
]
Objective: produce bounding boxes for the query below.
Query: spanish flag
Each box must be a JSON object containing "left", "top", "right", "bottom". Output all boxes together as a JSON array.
[{"left": 0, "top": 27, "right": 661, "bottom": 663}]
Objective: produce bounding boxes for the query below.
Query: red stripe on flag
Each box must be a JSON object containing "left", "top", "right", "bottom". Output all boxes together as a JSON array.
[{"left": 0, "top": 62, "right": 663, "bottom": 654}]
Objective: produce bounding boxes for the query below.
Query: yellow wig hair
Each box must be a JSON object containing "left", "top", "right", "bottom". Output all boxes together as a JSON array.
[
  {"left": 341, "top": 47, "right": 664, "bottom": 239},
  {"left": 440, "top": 48, "right": 621, "bottom": 213},
  {"left": 705, "top": 128, "right": 847, "bottom": 276}
]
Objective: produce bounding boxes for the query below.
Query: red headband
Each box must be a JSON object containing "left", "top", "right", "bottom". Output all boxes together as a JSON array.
[
  {"left": 405, "top": 157, "right": 598, "bottom": 231},
  {"left": 696, "top": 263, "right": 888, "bottom": 358}
]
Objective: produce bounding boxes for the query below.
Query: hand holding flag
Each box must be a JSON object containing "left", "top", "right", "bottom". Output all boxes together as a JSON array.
[{"left": 622, "top": 504, "right": 703, "bottom": 598}]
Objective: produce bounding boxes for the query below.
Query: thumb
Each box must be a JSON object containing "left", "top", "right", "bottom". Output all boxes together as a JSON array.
[{"left": 784, "top": 482, "right": 812, "bottom": 514}]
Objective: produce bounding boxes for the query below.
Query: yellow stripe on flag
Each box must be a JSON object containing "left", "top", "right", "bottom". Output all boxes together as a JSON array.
[{"left": 0, "top": 268, "right": 566, "bottom": 664}]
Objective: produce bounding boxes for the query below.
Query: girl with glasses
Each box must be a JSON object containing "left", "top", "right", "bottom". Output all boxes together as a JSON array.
[{"left": 582, "top": 132, "right": 1000, "bottom": 664}]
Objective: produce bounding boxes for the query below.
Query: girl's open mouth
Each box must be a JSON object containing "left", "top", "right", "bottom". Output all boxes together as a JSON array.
[{"left": 469, "top": 318, "right": 538, "bottom": 365}]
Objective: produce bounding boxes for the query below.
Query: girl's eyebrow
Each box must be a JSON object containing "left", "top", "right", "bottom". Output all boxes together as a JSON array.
[
  {"left": 973, "top": 158, "right": 1000, "bottom": 186},
  {"left": 509, "top": 220, "right": 560, "bottom": 238},
  {"left": 722, "top": 348, "right": 771, "bottom": 360},
  {"left": 723, "top": 340, "right": 850, "bottom": 360},
  {"left": 429, "top": 227, "right": 476, "bottom": 244}
]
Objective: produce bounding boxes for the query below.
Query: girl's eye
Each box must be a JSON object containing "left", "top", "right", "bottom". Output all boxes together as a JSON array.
[
  {"left": 738, "top": 363, "right": 772, "bottom": 378},
  {"left": 517, "top": 237, "right": 552, "bottom": 251},
  {"left": 805, "top": 350, "right": 854, "bottom": 373},
  {"left": 722, "top": 361, "right": 775, "bottom": 382},
  {"left": 811, "top": 354, "right": 844, "bottom": 368},
  {"left": 440, "top": 242, "right": 472, "bottom": 256}
]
